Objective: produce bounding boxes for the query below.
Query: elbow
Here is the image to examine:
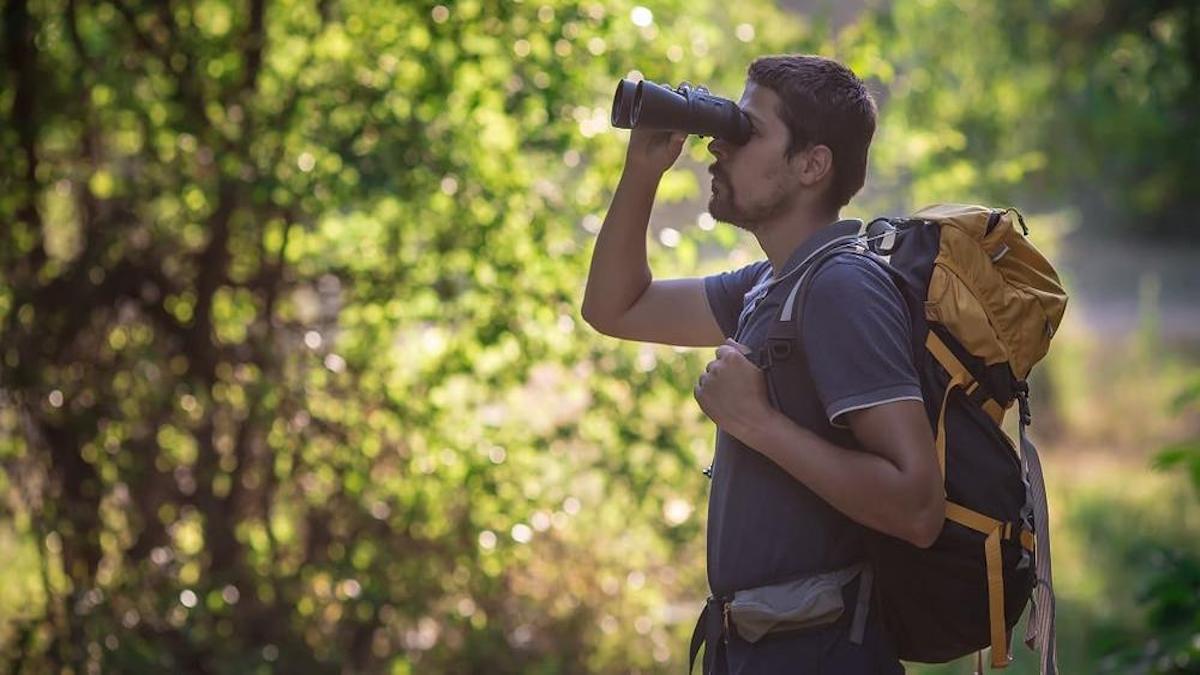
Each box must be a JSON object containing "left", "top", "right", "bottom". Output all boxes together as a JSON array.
[
  {"left": 579, "top": 298, "right": 598, "bottom": 328},
  {"left": 581, "top": 294, "right": 632, "bottom": 338},
  {"left": 906, "top": 495, "right": 946, "bottom": 549},
  {"left": 580, "top": 305, "right": 617, "bottom": 337},
  {"left": 908, "top": 516, "right": 942, "bottom": 549}
]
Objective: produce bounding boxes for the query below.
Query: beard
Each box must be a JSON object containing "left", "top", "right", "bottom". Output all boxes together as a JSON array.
[
  {"left": 706, "top": 179, "right": 739, "bottom": 228},
  {"left": 707, "top": 175, "right": 790, "bottom": 232}
]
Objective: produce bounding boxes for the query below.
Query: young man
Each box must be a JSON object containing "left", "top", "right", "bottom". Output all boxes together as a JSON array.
[{"left": 581, "top": 55, "right": 944, "bottom": 673}]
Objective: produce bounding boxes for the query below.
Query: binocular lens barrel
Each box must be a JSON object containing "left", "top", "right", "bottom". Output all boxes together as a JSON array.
[
  {"left": 611, "top": 79, "right": 638, "bottom": 128},
  {"left": 610, "top": 78, "right": 751, "bottom": 145}
]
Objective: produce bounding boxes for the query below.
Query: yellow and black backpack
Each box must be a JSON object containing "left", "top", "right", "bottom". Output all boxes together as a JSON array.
[{"left": 761, "top": 204, "right": 1068, "bottom": 673}]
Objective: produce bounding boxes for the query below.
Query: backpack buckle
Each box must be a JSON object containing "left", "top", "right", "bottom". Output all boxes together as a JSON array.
[
  {"left": 1014, "top": 380, "right": 1032, "bottom": 426},
  {"left": 767, "top": 338, "right": 792, "bottom": 364},
  {"left": 865, "top": 217, "right": 899, "bottom": 255}
]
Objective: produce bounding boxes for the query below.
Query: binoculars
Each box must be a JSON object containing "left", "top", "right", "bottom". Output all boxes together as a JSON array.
[{"left": 610, "top": 79, "right": 752, "bottom": 145}]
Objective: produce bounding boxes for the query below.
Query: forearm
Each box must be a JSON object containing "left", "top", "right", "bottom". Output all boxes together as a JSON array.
[
  {"left": 580, "top": 167, "right": 661, "bottom": 326},
  {"left": 736, "top": 409, "right": 943, "bottom": 546}
]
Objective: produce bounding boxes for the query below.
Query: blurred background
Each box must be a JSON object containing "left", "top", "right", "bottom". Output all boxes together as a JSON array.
[{"left": 1, "top": 0, "right": 1198, "bottom": 672}]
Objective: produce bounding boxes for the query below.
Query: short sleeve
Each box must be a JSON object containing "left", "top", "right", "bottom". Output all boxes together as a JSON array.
[
  {"left": 703, "top": 260, "right": 771, "bottom": 339},
  {"left": 800, "top": 256, "right": 923, "bottom": 428}
]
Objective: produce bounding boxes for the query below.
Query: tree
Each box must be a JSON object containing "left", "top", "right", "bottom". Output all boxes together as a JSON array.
[
  {"left": 0, "top": 0, "right": 806, "bottom": 671},
  {"left": 851, "top": 0, "right": 1200, "bottom": 237}
]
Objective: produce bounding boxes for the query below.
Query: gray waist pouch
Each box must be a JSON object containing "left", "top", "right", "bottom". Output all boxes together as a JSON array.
[{"left": 727, "top": 562, "right": 872, "bottom": 644}]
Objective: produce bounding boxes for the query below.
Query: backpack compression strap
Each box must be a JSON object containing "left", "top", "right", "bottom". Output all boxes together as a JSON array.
[{"left": 925, "top": 331, "right": 1006, "bottom": 428}]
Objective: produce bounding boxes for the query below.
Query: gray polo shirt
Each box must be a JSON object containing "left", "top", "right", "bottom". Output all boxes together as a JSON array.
[{"left": 700, "top": 218, "right": 920, "bottom": 670}]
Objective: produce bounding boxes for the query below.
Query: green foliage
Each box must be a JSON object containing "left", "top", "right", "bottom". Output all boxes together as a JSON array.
[
  {"left": 848, "top": 0, "right": 1200, "bottom": 235},
  {"left": 3, "top": 0, "right": 1198, "bottom": 672},
  {"left": 0, "top": 0, "right": 807, "bottom": 672},
  {"left": 1101, "top": 376, "right": 1200, "bottom": 674}
]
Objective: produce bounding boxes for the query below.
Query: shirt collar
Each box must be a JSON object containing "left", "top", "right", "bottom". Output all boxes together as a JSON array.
[{"left": 771, "top": 218, "right": 864, "bottom": 285}]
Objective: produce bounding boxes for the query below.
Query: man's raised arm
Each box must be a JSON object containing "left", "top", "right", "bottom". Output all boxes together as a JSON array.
[{"left": 581, "top": 128, "right": 725, "bottom": 347}]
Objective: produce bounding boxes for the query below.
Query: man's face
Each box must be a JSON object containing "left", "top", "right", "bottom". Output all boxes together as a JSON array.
[{"left": 706, "top": 82, "right": 804, "bottom": 230}]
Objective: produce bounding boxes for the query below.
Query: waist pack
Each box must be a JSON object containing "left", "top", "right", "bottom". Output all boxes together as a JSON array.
[
  {"left": 747, "top": 204, "right": 1067, "bottom": 673},
  {"left": 688, "top": 563, "right": 874, "bottom": 674},
  {"left": 727, "top": 562, "right": 873, "bottom": 642}
]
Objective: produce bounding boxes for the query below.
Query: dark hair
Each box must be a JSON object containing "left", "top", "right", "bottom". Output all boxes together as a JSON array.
[{"left": 747, "top": 54, "right": 877, "bottom": 211}]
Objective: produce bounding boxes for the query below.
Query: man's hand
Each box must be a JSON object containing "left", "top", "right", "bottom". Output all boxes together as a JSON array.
[
  {"left": 625, "top": 126, "right": 687, "bottom": 178},
  {"left": 693, "top": 338, "right": 772, "bottom": 441}
]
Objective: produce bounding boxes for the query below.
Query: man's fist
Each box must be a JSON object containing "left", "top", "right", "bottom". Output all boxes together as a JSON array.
[
  {"left": 694, "top": 338, "right": 772, "bottom": 443},
  {"left": 624, "top": 126, "right": 687, "bottom": 178}
]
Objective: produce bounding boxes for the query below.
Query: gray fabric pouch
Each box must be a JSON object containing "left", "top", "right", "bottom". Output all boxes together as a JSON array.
[{"left": 727, "top": 563, "right": 871, "bottom": 644}]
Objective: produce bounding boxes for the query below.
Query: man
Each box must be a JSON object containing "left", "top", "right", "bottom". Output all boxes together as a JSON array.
[{"left": 581, "top": 55, "right": 944, "bottom": 673}]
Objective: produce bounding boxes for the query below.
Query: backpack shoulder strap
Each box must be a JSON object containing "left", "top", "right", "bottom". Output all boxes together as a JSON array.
[{"left": 776, "top": 238, "right": 868, "bottom": 325}]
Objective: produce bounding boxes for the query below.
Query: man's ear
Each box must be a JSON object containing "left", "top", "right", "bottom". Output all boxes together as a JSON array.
[{"left": 795, "top": 144, "right": 833, "bottom": 187}]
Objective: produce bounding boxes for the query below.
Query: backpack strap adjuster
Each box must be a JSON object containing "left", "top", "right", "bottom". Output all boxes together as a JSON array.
[
  {"left": 767, "top": 338, "right": 792, "bottom": 364},
  {"left": 1015, "top": 380, "right": 1033, "bottom": 426}
]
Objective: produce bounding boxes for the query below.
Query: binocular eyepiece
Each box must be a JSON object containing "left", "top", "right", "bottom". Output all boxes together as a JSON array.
[{"left": 610, "top": 78, "right": 751, "bottom": 145}]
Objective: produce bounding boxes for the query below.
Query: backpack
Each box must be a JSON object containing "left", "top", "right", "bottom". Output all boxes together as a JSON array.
[{"left": 751, "top": 204, "right": 1067, "bottom": 673}]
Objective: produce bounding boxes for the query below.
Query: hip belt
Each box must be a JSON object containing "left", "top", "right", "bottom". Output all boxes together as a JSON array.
[{"left": 688, "top": 562, "right": 874, "bottom": 674}]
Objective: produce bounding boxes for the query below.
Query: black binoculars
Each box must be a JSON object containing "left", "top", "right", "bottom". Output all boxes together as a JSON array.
[{"left": 610, "top": 79, "right": 752, "bottom": 145}]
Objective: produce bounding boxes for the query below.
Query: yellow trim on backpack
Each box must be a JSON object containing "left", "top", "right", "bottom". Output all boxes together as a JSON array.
[
  {"left": 985, "top": 528, "right": 1009, "bottom": 668},
  {"left": 933, "top": 372, "right": 963, "bottom": 483},
  {"left": 945, "top": 501, "right": 998, "bottom": 533},
  {"left": 945, "top": 501, "right": 1024, "bottom": 669},
  {"left": 927, "top": 326, "right": 1008, "bottom": 428},
  {"left": 982, "top": 399, "right": 1004, "bottom": 426},
  {"left": 1021, "top": 530, "right": 1035, "bottom": 553},
  {"left": 945, "top": 502, "right": 1034, "bottom": 554}
]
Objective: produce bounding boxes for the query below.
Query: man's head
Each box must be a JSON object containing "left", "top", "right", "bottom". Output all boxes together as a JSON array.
[{"left": 706, "top": 55, "right": 877, "bottom": 230}]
